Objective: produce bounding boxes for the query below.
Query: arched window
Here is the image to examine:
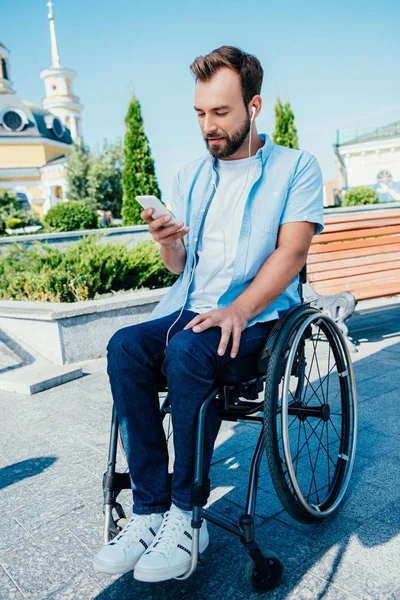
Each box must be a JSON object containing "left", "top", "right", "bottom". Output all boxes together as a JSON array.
[{"left": 16, "top": 193, "right": 30, "bottom": 211}]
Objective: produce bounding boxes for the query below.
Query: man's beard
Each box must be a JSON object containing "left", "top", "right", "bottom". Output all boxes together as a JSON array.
[{"left": 204, "top": 114, "right": 251, "bottom": 159}]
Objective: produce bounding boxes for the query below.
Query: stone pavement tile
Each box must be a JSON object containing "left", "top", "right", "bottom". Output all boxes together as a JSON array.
[
  {"left": 210, "top": 451, "right": 256, "bottom": 490},
  {"left": 276, "top": 511, "right": 363, "bottom": 548},
  {"left": 25, "top": 462, "right": 102, "bottom": 508},
  {"left": 51, "top": 503, "right": 107, "bottom": 555},
  {"left": 0, "top": 565, "right": 24, "bottom": 599},
  {"left": 340, "top": 477, "right": 400, "bottom": 522},
  {"left": 355, "top": 373, "right": 400, "bottom": 403},
  {"left": 211, "top": 422, "right": 263, "bottom": 465},
  {"left": 354, "top": 427, "right": 399, "bottom": 461},
  {"left": 221, "top": 483, "right": 284, "bottom": 520},
  {"left": 0, "top": 537, "right": 83, "bottom": 598},
  {"left": 351, "top": 455, "right": 400, "bottom": 492},
  {"left": 91, "top": 571, "right": 177, "bottom": 600},
  {"left": 356, "top": 392, "right": 400, "bottom": 438},
  {"left": 12, "top": 492, "right": 87, "bottom": 535},
  {"left": 352, "top": 359, "right": 398, "bottom": 384},
  {"left": 0, "top": 427, "right": 26, "bottom": 456},
  {"left": 78, "top": 430, "right": 110, "bottom": 454},
  {"left": 336, "top": 518, "right": 400, "bottom": 588},
  {"left": 305, "top": 542, "right": 397, "bottom": 599},
  {"left": 266, "top": 571, "right": 357, "bottom": 600},
  {"left": 0, "top": 517, "right": 36, "bottom": 552},
  {"left": 0, "top": 480, "right": 38, "bottom": 517},
  {"left": 30, "top": 570, "right": 103, "bottom": 600},
  {"left": 374, "top": 499, "right": 400, "bottom": 528},
  {"left": 37, "top": 526, "right": 119, "bottom": 592}
]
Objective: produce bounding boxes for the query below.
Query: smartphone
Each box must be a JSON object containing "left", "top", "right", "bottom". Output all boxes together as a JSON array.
[{"left": 136, "top": 195, "right": 177, "bottom": 227}]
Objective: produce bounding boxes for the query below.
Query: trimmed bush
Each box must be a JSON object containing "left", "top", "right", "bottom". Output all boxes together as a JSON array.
[
  {"left": 0, "top": 237, "right": 178, "bottom": 302},
  {"left": 44, "top": 201, "right": 98, "bottom": 232},
  {"left": 342, "top": 186, "right": 379, "bottom": 207},
  {"left": 5, "top": 217, "right": 25, "bottom": 230}
]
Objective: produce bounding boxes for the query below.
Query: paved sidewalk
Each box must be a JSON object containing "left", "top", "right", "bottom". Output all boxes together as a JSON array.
[{"left": 0, "top": 297, "right": 400, "bottom": 599}]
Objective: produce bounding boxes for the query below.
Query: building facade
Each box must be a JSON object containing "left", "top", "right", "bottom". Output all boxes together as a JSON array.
[
  {"left": 0, "top": 1, "right": 83, "bottom": 217},
  {"left": 334, "top": 121, "right": 400, "bottom": 202}
]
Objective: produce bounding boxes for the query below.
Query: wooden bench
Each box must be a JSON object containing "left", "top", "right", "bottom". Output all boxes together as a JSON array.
[{"left": 303, "top": 206, "right": 400, "bottom": 350}]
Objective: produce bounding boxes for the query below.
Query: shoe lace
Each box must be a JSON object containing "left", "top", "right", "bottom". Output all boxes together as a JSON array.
[
  {"left": 146, "top": 510, "right": 187, "bottom": 556},
  {"left": 110, "top": 515, "right": 148, "bottom": 549}
]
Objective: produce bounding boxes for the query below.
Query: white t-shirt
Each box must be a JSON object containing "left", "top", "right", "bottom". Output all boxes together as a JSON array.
[{"left": 185, "top": 154, "right": 259, "bottom": 313}]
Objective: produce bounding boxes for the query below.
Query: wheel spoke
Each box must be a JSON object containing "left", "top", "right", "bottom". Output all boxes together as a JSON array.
[
  {"left": 303, "top": 421, "right": 320, "bottom": 504},
  {"left": 312, "top": 329, "right": 327, "bottom": 406},
  {"left": 305, "top": 419, "right": 337, "bottom": 469},
  {"left": 328, "top": 418, "right": 341, "bottom": 440},
  {"left": 288, "top": 417, "right": 323, "bottom": 465},
  {"left": 307, "top": 421, "right": 325, "bottom": 503}
]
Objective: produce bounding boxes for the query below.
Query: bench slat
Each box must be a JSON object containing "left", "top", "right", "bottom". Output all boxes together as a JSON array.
[
  {"left": 309, "top": 236, "right": 400, "bottom": 255},
  {"left": 322, "top": 217, "right": 400, "bottom": 234},
  {"left": 312, "top": 281, "right": 400, "bottom": 301},
  {"left": 308, "top": 242, "right": 400, "bottom": 263},
  {"left": 324, "top": 209, "right": 400, "bottom": 225},
  {"left": 316, "top": 225, "right": 400, "bottom": 244},
  {"left": 309, "top": 259, "right": 400, "bottom": 282},
  {"left": 308, "top": 252, "right": 400, "bottom": 273},
  {"left": 312, "top": 268, "right": 400, "bottom": 292}
]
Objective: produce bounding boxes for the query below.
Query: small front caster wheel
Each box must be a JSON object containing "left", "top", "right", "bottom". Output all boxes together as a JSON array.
[{"left": 244, "top": 553, "right": 283, "bottom": 593}]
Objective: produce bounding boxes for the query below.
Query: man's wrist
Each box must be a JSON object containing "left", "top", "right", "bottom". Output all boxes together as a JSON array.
[{"left": 232, "top": 299, "right": 255, "bottom": 322}]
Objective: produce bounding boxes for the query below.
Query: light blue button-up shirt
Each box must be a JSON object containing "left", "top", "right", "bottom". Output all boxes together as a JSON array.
[{"left": 145, "top": 133, "right": 324, "bottom": 329}]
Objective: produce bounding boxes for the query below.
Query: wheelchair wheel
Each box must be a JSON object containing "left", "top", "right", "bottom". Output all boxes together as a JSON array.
[
  {"left": 245, "top": 553, "right": 283, "bottom": 593},
  {"left": 264, "top": 306, "right": 357, "bottom": 523}
]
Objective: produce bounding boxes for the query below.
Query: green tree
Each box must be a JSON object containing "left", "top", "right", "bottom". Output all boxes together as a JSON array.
[
  {"left": 65, "top": 142, "right": 91, "bottom": 202},
  {"left": 87, "top": 140, "right": 124, "bottom": 217},
  {"left": 122, "top": 94, "right": 161, "bottom": 225},
  {"left": 342, "top": 186, "right": 379, "bottom": 207},
  {"left": 272, "top": 98, "right": 299, "bottom": 149},
  {"left": 0, "top": 190, "right": 40, "bottom": 231}
]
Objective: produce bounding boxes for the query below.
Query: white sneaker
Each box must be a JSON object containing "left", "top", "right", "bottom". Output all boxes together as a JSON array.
[
  {"left": 134, "top": 505, "right": 209, "bottom": 582},
  {"left": 93, "top": 513, "right": 164, "bottom": 575}
]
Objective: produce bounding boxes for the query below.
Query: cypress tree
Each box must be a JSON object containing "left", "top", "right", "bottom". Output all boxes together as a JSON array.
[
  {"left": 272, "top": 98, "right": 299, "bottom": 149},
  {"left": 122, "top": 95, "right": 161, "bottom": 225},
  {"left": 65, "top": 142, "right": 91, "bottom": 202}
]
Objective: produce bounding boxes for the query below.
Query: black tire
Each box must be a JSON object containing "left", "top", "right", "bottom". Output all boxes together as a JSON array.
[
  {"left": 264, "top": 307, "right": 357, "bottom": 523},
  {"left": 245, "top": 554, "right": 283, "bottom": 593}
]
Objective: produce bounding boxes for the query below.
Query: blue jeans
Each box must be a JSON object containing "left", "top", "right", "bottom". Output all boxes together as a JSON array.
[{"left": 106, "top": 309, "right": 275, "bottom": 514}]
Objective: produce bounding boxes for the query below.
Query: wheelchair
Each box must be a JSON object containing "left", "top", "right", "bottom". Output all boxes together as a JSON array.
[{"left": 102, "top": 266, "right": 357, "bottom": 593}]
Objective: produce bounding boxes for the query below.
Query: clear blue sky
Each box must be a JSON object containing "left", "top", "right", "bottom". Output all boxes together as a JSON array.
[{"left": 3, "top": 0, "right": 400, "bottom": 204}]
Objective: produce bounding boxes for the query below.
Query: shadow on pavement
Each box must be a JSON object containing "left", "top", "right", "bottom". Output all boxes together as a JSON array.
[{"left": 0, "top": 456, "right": 57, "bottom": 490}]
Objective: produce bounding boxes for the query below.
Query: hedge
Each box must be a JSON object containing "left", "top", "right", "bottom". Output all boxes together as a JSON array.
[{"left": 0, "top": 237, "right": 178, "bottom": 302}]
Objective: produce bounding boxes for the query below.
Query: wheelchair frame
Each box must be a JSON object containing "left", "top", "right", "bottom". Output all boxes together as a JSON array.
[{"left": 102, "top": 266, "right": 357, "bottom": 593}]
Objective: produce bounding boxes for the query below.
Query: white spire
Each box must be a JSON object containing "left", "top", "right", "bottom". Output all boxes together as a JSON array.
[{"left": 46, "top": 0, "right": 61, "bottom": 68}]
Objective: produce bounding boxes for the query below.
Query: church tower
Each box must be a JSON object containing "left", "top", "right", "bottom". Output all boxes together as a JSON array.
[
  {"left": 0, "top": 42, "right": 15, "bottom": 95},
  {"left": 40, "top": 1, "right": 83, "bottom": 143}
]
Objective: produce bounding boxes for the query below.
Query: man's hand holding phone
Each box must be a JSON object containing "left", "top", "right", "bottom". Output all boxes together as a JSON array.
[{"left": 141, "top": 208, "right": 190, "bottom": 249}]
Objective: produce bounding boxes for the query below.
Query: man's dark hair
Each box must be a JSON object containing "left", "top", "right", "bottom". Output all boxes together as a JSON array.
[{"left": 190, "top": 45, "right": 263, "bottom": 107}]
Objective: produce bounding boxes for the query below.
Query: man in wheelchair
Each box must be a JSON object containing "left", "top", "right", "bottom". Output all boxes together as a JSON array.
[{"left": 94, "top": 45, "right": 324, "bottom": 583}]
